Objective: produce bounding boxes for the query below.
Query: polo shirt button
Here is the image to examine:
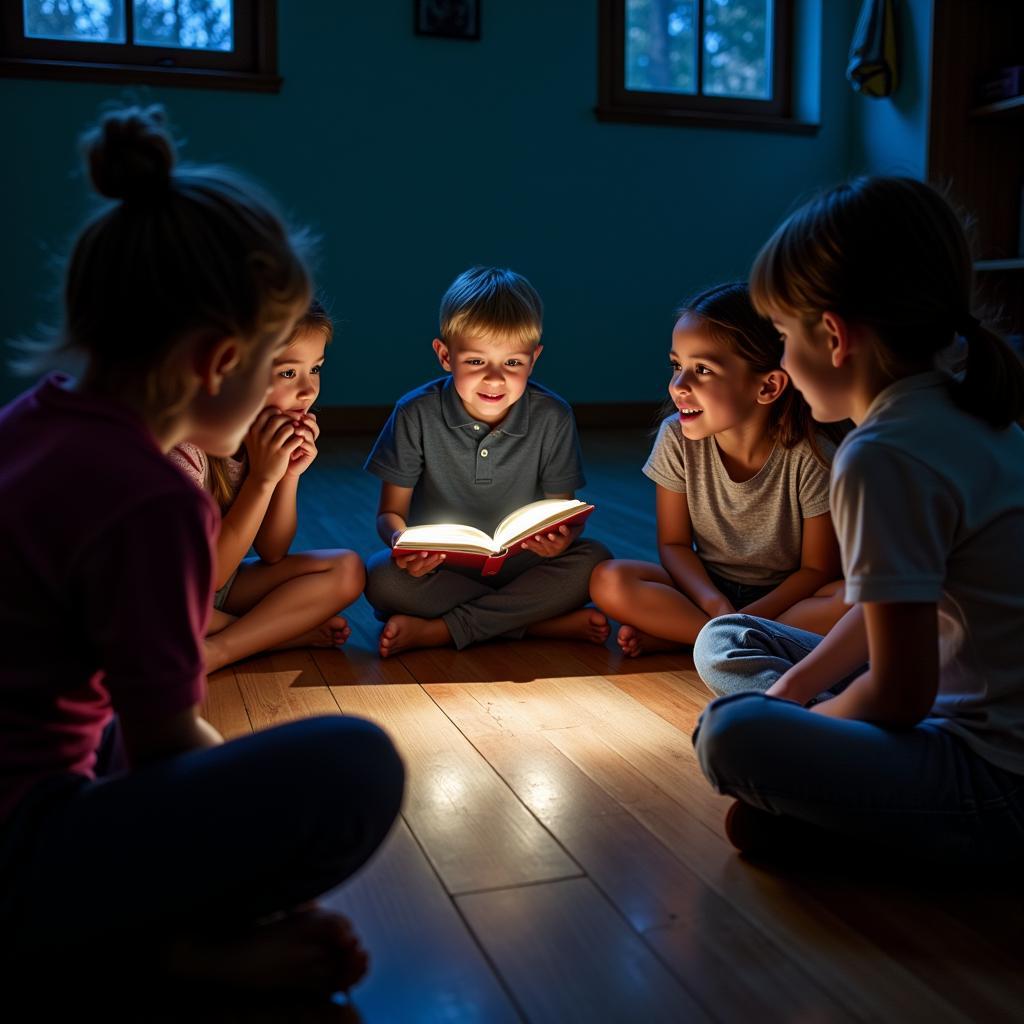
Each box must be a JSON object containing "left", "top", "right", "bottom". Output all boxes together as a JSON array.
[
  {"left": 473, "top": 424, "right": 481, "bottom": 431},
  {"left": 480, "top": 449, "right": 489, "bottom": 457}
]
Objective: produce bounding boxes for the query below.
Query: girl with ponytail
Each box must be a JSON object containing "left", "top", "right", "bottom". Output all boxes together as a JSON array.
[{"left": 693, "top": 177, "right": 1024, "bottom": 866}]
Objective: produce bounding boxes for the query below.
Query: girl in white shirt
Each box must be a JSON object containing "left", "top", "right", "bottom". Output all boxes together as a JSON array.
[{"left": 693, "top": 176, "right": 1024, "bottom": 864}]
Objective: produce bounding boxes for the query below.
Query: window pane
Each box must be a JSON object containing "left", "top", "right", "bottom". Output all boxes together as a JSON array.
[
  {"left": 702, "top": 0, "right": 772, "bottom": 99},
  {"left": 23, "top": 0, "right": 125, "bottom": 44},
  {"left": 625, "top": 0, "right": 697, "bottom": 96},
  {"left": 133, "top": 0, "right": 232, "bottom": 52}
]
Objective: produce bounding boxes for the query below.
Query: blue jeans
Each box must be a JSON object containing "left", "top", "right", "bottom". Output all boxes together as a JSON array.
[
  {"left": 0, "top": 716, "right": 405, "bottom": 953},
  {"left": 692, "top": 615, "right": 1024, "bottom": 865}
]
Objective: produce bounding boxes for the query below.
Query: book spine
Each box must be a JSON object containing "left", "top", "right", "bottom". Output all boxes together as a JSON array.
[{"left": 481, "top": 552, "right": 508, "bottom": 577}]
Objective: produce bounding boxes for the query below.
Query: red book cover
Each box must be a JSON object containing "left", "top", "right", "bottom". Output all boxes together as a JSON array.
[{"left": 391, "top": 499, "right": 595, "bottom": 577}]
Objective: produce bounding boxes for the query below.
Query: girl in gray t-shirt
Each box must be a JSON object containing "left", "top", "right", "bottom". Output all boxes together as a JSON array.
[{"left": 591, "top": 282, "right": 847, "bottom": 655}]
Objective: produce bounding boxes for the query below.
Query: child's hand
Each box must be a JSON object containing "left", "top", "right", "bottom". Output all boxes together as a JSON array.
[
  {"left": 285, "top": 412, "right": 319, "bottom": 478},
  {"left": 395, "top": 550, "right": 446, "bottom": 577},
  {"left": 520, "top": 523, "right": 578, "bottom": 558},
  {"left": 245, "top": 407, "right": 304, "bottom": 485}
]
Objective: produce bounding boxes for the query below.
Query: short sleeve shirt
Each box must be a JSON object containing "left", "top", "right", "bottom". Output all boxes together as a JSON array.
[
  {"left": 643, "top": 414, "right": 833, "bottom": 586},
  {"left": 0, "top": 376, "right": 217, "bottom": 823},
  {"left": 364, "top": 376, "right": 585, "bottom": 534},
  {"left": 831, "top": 371, "right": 1024, "bottom": 774}
]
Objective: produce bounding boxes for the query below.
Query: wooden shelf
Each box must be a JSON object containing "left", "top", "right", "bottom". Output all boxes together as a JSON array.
[
  {"left": 970, "top": 94, "right": 1024, "bottom": 119},
  {"left": 974, "top": 258, "right": 1024, "bottom": 272}
]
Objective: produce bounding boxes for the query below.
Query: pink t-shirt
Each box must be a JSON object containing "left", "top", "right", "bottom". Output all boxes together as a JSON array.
[
  {"left": 0, "top": 375, "right": 217, "bottom": 824},
  {"left": 168, "top": 442, "right": 246, "bottom": 508}
]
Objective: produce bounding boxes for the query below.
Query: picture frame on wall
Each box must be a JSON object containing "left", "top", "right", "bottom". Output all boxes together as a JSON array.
[{"left": 414, "top": 0, "right": 480, "bottom": 41}]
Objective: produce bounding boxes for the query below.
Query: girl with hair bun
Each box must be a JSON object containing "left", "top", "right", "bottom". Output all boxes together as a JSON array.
[
  {"left": 693, "top": 177, "right": 1024, "bottom": 865},
  {"left": 0, "top": 105, "right": 403, "bottom": 998}
]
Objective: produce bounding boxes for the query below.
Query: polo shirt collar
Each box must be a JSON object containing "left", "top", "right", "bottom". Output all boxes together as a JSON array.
[{"left": 440, "top": 375, "right": 532, "bottom": 436}]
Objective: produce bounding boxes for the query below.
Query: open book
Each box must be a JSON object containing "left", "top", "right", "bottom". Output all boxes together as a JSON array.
[{"left": 392, "top": 498, "right": 595, "bottom": 576}]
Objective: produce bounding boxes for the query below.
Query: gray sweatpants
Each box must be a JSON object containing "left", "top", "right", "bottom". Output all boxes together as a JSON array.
[{"left": 364, "top": 539, "right": 612, "bottom": 649}]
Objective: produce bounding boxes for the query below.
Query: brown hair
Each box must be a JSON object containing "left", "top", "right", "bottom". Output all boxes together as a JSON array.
[
  {"left": 14, "top": 104, "right": 311, "bottom": 429},
  {"left": 673, "top": 282, "right": 846, "bottom": 463},
  {"left": 750, "top": 176, "right": 1024, "bottom": 429}
]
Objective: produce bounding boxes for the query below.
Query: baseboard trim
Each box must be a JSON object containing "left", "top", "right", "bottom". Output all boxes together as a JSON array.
[{"left": 317, "top": 402, "right": 664, "bottom": 434}]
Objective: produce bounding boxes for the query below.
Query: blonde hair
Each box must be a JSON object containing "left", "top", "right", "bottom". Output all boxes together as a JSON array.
[
  {"left": 13, "top": 104, "right": 311, "bottom": 430},
  {"left": 439, "top": 267, "right": 543, "bottom": 346}
]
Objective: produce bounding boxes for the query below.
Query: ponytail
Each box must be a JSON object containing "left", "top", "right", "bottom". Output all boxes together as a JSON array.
[{"left": 953, "top": 319, "right": 1024, "bottom": 429}]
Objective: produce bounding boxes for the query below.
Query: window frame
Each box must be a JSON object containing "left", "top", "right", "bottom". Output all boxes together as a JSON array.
[
  {"left": 597, "top": 0, "right": 812, "bottom": 134},
  {"left": 0, "top": 0, "right": 280, "bottom": 93}
]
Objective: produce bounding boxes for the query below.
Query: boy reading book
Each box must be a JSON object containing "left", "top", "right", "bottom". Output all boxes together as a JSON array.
[
  {"left": 393, "top": 498, "right": 595, "bottom": 575},
  {"left": 364, "top": 267, "right": 612, "bottom": 656}
]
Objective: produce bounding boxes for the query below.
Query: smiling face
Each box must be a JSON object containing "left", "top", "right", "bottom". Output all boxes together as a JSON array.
[
  {"left": 265, "top": 327, "right": 327, "bottom": 418},
  {"left": 668, "top": 314, "right": 787, "bottom": 440},
  {"left": 433, "top": 332, "right": 542, "bottom": 425}
]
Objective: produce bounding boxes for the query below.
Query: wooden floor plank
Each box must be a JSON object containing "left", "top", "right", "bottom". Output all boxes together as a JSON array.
[
  {"left": 429, "top": 682, "right": 856, "bottom": 1023},
  {"left": 312, "top": 642, "right": 419, "bottom": 686},
  {"left": 542, "top": 716, "right": 972, "bottom": 1023},
  {"left": 458, "top": 877, "right": 710, "bottom": 1024},
  {"left": 323, "top": 820, "right": 522, "bottom": 1024},
  {"left": 329, "top": 683, "right": 581, "bottom": 895},
  {"left": 603, "top": 669, "right": 710, "bottom": 735},
  {"left": 200, "top": 666, "right": 253, "bottom": 739},
  {"left": 233, "top": 650, "right": 342, "bottom": 729}
]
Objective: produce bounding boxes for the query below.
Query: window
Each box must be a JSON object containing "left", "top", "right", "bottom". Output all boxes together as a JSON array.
[
  {"left": 0, "top": 0, "right": 279, "bottom": 92},
  {"left": 598, "top": 0, "right": 809, "bottom": 133}
]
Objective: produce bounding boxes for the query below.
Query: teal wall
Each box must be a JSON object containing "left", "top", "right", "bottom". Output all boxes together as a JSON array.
[
  {"left": 0, "top": 1, "right": 872, "bottom": 407},
  {"left": 849, "top": 0, "right": 933, "bottom": 178}
]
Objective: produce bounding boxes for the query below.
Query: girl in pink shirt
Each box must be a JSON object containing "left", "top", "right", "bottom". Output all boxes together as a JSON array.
[{"left": 0, "top": 105, "right": 403, "bottom": 1006}]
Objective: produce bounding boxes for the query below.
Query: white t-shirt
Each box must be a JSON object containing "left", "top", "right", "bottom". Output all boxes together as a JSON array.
[{"left": 832, "top": 371, "right": 1024, "bottom": 774}]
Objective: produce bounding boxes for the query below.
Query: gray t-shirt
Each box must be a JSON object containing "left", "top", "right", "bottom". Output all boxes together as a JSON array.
[
  {"left": 642, "top": 414, "right": 833, "bottom": 586},
  {"left": 832, "top": 371, "right": 1024, "bottom": 774},
  {"left": 365, "top": 376, "right": 585, "bottom": 534}
]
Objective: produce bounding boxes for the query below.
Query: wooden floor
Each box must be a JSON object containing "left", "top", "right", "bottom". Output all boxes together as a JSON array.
[{"left": 200, "top": 430, "right": 1024, "bottom": 1024}]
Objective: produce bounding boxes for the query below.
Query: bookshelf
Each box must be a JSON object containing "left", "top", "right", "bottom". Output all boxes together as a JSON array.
[{"left": 929, "top": 3, "right": 1024, "bottom": 336}]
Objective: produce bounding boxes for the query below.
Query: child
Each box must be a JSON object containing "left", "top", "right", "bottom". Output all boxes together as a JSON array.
[
  {"left": 590, "top": 282, "right": 847, "bottom": 664},
  {"left": 693, "top": 177, "right": 1024, "bottom": 865},
  {"left": 0, "top": 106, "right": 403, "bottom": 998},
  {"left": 363, "top": 266, "right": 612, "bottom": 657},
  {"left": 170, "top": 301, "right": 364, "bottom": 673}
]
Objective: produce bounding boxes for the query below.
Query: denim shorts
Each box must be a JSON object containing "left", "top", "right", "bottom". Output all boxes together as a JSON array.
[{"left": 705, "top": 568, "right": 776, "bottom": 609}]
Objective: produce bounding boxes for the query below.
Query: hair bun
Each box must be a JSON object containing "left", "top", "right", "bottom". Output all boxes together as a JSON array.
[{"left": 83, "top": 105, "right": 176, "bottom": 202}]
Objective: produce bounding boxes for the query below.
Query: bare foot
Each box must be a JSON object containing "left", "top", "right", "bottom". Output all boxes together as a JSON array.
[
  {"left": 617, "top": 624, "right": 686, "bottom": 658},
  {"left": 277, "top": 615, "right": 352, "bottom": 652},
  {"left": 162, "top": 906, "right": 368, "bottom": 997},
  {"left": 205, "top": 617, "right": 351, "bottom": 674},
  {"left": 378, "top": 614, "right": 451, "bottom": 658},
  {"left": 527, "top": 608, "right": 611, "bottom": 645}
]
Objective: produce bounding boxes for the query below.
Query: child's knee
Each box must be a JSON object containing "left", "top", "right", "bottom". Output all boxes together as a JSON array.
[
  {"left": 326, "top": 549, "right": 365, "bottom": 602},
  {"left": 364, "top": 550, "right": 414, "bottom": 615},
  {"left": 590, "top": 558, "right": 626, "bottom": 604},
  {"left": 692, "top": 692, "right": 769, "bottom": 791},
  {"left": 693, "top": 614, "right": 764, "bottom": 697}
]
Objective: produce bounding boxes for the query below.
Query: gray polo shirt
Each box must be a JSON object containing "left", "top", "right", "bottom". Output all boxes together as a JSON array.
[{"left": 365, "top": 376, "right": 585, "bottom": 534}]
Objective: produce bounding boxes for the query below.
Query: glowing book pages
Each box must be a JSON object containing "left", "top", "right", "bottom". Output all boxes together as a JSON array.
[{"left": 391, "top": 498, "right": 595, "bottom": 576}]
